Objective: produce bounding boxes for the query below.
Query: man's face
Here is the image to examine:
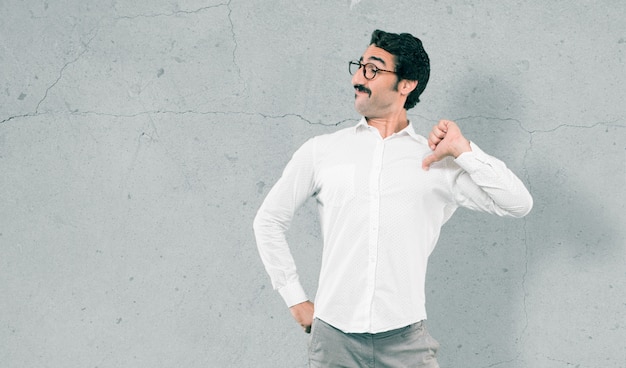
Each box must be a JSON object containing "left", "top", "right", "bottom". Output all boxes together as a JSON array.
[{"left": 352, "top": 45, "right": 402, "bottom": 118}]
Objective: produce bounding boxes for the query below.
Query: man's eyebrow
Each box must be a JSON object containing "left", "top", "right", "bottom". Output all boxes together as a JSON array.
[
  {"left": 367, "top": 55, "right": 387, "bottom": 66},
  {"left": 358, "top": 55, "right": 387, "bottom": 66}
]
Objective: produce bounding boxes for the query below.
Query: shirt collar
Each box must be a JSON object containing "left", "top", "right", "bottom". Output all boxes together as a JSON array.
[
  {"left": 354, "top": 117, "right": 425, "bottom": 143},
  {"left": 355, "top": 117, "right": 369, "bottom": 131}
]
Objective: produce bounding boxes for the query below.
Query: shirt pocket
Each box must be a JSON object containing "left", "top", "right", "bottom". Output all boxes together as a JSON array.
[{"left": 316, "top": 164, "right": 356, "bottom": 208}]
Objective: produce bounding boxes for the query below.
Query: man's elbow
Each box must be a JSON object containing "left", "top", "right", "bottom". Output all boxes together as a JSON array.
[
  {"left": 252, "top": 210, "right": 265, "bottom": 234},
  {"left": 511, "top": 192, "right": 534, "bottom": 218}
]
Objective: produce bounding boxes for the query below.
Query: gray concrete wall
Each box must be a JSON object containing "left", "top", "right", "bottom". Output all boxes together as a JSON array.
[{"left": 1, "top": 1, "right": 624, "bottom": 367}]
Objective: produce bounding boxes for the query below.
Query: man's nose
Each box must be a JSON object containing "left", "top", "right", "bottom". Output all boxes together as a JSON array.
[{"left": 351, "top": 68, "right": 366, "bottom": 85}]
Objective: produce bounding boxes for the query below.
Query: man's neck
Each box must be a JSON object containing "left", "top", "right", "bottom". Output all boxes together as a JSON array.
[{"left": 366, "top": 111, "right": 409, "bottom": 139}]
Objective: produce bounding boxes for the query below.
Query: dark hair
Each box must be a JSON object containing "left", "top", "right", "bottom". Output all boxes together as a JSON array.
[{"left": 369, "top": 29, "right": 430, "bottom": 110}]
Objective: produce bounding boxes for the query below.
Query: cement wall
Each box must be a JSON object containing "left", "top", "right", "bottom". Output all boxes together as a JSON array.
[{"left": 1, "top": 1, "right": 624, "bottom": 367}]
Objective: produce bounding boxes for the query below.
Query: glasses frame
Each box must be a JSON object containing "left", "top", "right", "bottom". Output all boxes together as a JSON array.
[{"left": 348, "top": 61, "right": 396, "bottom": 80}]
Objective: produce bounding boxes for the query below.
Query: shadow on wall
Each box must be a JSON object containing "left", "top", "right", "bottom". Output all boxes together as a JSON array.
[
  {"left": 520, "top": 120, "right": 626, "bottom": 364},
  {"left": 452, "top": 68, "right": 624, "bottom": 264},
  {"left": 427, "top": 69, "right": 625, "bottom": 366},
  {"left": 424, "top": 70, "right": 529, "bottom": 366},
  {"left": 526, "top": 121, "right": 625, "bottom": 265}
]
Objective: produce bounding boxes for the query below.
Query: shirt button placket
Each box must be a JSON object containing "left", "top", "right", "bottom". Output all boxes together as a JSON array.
[{"left": 366, "top": 139, "right": 384, "bottom": 324}]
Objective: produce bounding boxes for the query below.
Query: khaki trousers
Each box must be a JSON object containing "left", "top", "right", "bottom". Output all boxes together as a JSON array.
[{"left": 308, "top": 318, "right": 440, "bottom": 368}]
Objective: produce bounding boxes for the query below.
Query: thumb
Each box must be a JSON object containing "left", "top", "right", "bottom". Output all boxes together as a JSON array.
[{"left": 421, "top": 153, "right": 438, "bottom": 171}]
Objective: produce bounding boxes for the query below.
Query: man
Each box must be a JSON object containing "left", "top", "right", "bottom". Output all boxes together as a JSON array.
[{"left": 253, "top": 29, "right": 533, "bottom": 367}]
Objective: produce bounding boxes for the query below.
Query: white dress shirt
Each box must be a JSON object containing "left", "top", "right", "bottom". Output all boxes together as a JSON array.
[{"left": 253, "top": 118, "right": 533, "bottom": 333}]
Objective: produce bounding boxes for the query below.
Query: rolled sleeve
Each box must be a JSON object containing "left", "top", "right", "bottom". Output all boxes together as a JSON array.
[{"left": 452, "top": 142, "right": 533, "bottom": 218}]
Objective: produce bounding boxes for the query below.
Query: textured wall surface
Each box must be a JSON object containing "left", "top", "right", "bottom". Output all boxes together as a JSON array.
[{"left": 1, "top": 1, "right": 625, "bottom": 367}]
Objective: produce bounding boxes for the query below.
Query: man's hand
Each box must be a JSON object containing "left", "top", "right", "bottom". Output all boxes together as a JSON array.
[
  {"left": 289, "top": 300, "right": 314, "bottom": 333},
  {"left": 422, "top": 119, "right": 472, "bottom": 170}
]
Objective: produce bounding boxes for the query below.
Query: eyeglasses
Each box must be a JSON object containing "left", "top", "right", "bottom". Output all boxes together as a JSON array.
[{"left": 348, "top": 61, "right": 396, "bottom": 80}]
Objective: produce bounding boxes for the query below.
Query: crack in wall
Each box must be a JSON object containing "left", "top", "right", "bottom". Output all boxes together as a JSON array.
[
  {"left": 34, "top": 27, "right": 100, "bottom": 114},
  {"left": 1, "top": 2, "right": 241, "bottom": 125},
  {"left": 6, "top": 108, "right": 356, "bottom": 131},
  {"left": 113, "top": 1, "right": 239, "bottom": 66},
  {"left": 119, "top": 107, "right": 202, "bottom": 198},
  {"left": 225, "top": 0, "right": 238, "bottom": 72},
  {"left": 546, "top": 356, "right": 583, "bottom": 367},
  {"left": 0, "top": 26, "right": 100, "bottom": 125},
  {"left": 524, "top": 119, "right": 626, "bottom": 134},
  {"left": 223, "top": 0, "right": 246, "bottom": 95},
  {"left": 453, "top": 114, "right": 626, "bottom": 134},
  {"left": 482, "top": 357, "right": 519, "bottom": 368},
  {"left": 112, "top": 0, "right": 245, "bottom": 97},
  {"left": 0, "top": 113, "right": 37, "bottom": 125},
  {"left": 1, "top": 24, "right": 101, "bottom": 124},
  {"left": 114, "top": 3, "right": 229, "bottom": 19},
  {"left": 64, "top": 109, "right": 355, "bottom": 127},
  {"left": 516, "top": 129, "right": 533, "bottom": 362}
]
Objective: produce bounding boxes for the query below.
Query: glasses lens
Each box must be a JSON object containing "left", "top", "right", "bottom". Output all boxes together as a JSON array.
[
  {"left": 363, "top": 64, "right": 376, "bottom": 79},
  {"left": 349, "top": 61, "right": 359, "bottom": 75}
]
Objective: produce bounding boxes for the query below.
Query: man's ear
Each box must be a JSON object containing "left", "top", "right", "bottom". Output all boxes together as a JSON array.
[{"left": 399, "top": 79, "right": 418, "bottom": 96}]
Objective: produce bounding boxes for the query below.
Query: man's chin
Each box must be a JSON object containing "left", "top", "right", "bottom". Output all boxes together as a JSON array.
[
  {"left": 353, "top": 102, "right": 368, "bottom": 116},
  {"left": 354, "top": 93, "right": 369, "bottom": 106}
]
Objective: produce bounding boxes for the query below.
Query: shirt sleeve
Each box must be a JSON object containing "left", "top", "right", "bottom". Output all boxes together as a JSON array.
[
  {"left": 253, "top": 138, "right": 318, "bottom": 307},
  {"left": 448, "top": 141, "right": 533, "bottom": 218}
]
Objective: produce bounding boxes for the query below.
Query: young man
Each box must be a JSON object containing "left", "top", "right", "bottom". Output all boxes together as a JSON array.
[{"left": 254, "top": 29, "right": 533, "bottom": 367}]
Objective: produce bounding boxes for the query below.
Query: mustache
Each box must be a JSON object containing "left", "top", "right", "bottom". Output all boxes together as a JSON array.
[{"left": 354, "top": 84, "right": 371, "bottom": 96}]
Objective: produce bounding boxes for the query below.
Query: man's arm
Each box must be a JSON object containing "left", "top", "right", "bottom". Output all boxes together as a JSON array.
[
  {"left": 422, "top": 119, "right": 533, "bottom": 217},
  {"left": 253, "top": 138, "right": 318, "bottom": 331}
]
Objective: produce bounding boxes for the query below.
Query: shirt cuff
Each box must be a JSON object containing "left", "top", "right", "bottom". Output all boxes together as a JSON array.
[
  {"left": 454, "top": 141, "right": 491, "bottom": 173},
  {"left": 278, "top": 281, "right": 309, "bottom": 308}
]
